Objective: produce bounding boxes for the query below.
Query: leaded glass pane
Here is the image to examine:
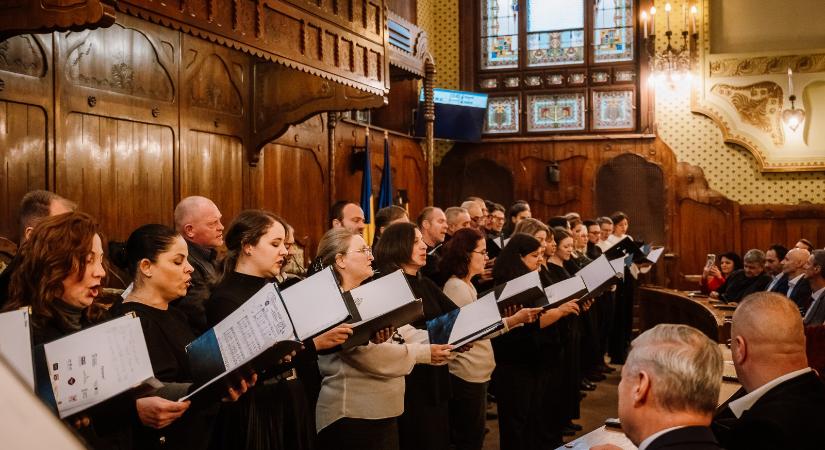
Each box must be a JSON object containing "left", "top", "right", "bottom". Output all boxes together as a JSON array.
[
  {"left": 527, "top": 93, "right": 586, "bottom": 131},
  {"left": 593, "top": 0, "right": 634, "bottom": 63},
  {"left": 481, "top": 0, "right": 519, "bottom": 69},
  {"left": 484, "top": 96, "right": 520, "bottom": 133},
  {"left": 592, "top": 90, "right": 635, "bottom": 130},
  {"left": 526, "top": 0, "right": 585, "bottom": 67}
]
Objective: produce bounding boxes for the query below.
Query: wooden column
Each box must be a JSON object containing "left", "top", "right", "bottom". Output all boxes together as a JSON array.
[{"left": 423, "top": 54, "right": 436, "bottom": 206}]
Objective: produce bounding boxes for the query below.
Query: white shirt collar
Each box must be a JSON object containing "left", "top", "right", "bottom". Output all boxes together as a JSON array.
[
  {"left": 728, "top": 368, "right": 812, "bottom": 418},
  {"left": 788, "top": 273, "right": 805, "bottom": 288},
  {"left": 638, "top": 426, "right": 687, "bottom": 450}
]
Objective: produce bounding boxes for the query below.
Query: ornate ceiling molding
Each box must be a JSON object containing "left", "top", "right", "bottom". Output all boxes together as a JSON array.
[
  {"left": 386, "top": 11, "right": 431, "bottom": 78},
  {"left": 709, "top": 53, "right": 825, "bottom": 78}
]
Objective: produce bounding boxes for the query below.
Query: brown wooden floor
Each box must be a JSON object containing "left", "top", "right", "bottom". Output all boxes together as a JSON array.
[{"left": 481, "top": 364, "right": 622, "bottom": 450}]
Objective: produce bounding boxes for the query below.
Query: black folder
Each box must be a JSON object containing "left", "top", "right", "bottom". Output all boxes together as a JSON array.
[
  {"left": 426, "top": 292, "right": 503, "bottom": 349},
  {"left": 342, "top": 299, "right": 425, "bottom": 350},
  {"left": 492, "top": 270, "right": 548, "bottom": 313}
]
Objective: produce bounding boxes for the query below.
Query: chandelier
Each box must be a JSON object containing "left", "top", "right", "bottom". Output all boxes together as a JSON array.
[
  {"left": 641, "top": 3, "right": 699, "bottom": 85},
  {"left": 783, "top": 68, "right": 805, "bottom": 131}
]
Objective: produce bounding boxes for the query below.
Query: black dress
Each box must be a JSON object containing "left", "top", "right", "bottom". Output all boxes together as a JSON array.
[
  {"left": 398, "top": 272, "right": 458, "bottom": 450},
  {"left": 113, "top": 301, "right": 218, "bottom": 450},
  {"left": 205, "top": 271, "right": 316, "bottom": 450}
]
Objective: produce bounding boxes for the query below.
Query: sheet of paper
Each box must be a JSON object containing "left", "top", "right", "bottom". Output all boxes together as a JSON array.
[
  {"left": 498, "top": 270, "right": 542, "bottom": 300},
  {"left": 0, "top": 308, "right": 34, "bottom": 389},
  {"left": 44, "top": 315, "right": 154, "bottom": 418},
  {"left": 279, "top": 267, "right": 349, "bottom": 340},
  {"left": 449, "top": 293, "right": 502, "bottom": 344},
  {"left": 212, "top": 283, "right": 295, "bottom": 372},
  {"left": 347, "top": 270, "right": 416, "bottom": 323},
  {"left": 577, "top": 255, "right": 616, "bottom": 293},
  {"left": 609, "top": 257, "right": 626, "bottom": 277},
  {"left": 544, "top": 276, "right": 587, "bottom": 306},
  {"left": 646, "top": 247, "right": 665, "bottom": 264}
]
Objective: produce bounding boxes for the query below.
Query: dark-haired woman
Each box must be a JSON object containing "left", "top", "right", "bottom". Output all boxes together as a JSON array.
[
  {"left": 501, "top": 201, "right": 531, "bottom": 239},
  {"left": 490, "top": 233, "right": 579, "bottom": 450},
  {"left": 114, "top": 224, "right": 253, "bottom": 450},
  {"left": 374, "top": 222, "right": 462, "bottom": 450},
  {"left": 438, "top": 228, "right": 540, "bottom": 450},
  {"left": 205, "top": 210, "right": 353, "bottom": 450},
  {"left": 701, "top": 251, "right": 742, "bottom": 295},
  {"left": 315, "top": 228, "right": 450, "bottom": 450}
]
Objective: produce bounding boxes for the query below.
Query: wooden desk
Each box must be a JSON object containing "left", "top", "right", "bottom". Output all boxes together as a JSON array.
[{"left": 637, "top": 286, "right": 731, "bottom": 343}]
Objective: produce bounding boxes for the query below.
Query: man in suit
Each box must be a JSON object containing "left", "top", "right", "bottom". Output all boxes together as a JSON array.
[
  {"left": 803, "top": 250, "right": 825, "bottom": 326},
  {"left": 417, "top": 206, "right": 448, "bottom": 285},
  {"left": 593, "top": 324, "right": 724, "bottom": 450},
  {"left": 711, "top": 249, "right": 771, "bottom": 302},
  {"left": 173, "top": 195, "right": 225, "bottom": 334},
  {"left": 763, "top": 244, "right": 788, "bottom": 293},
  {"left": 781, "top": 247, "right": 812, "bottom": 312},
  {"left": 712, "top": 292, "right": 825, "bottom": 449}
]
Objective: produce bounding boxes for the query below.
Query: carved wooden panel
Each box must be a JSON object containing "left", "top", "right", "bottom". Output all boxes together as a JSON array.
[
  {"left": 677, "top": 199, "right": 736, "bottom": 282},
  {"left": 56, "top": 113, "right": 175, "bottom": 240},
  {"left": 0, "top": 100, "right": 48, "bottom": 241},
  {"left": 740, "top": 206, "right": 825, "bottom": 251},
  {"left": 180, "top": 131, "right": 245, "bottom": 227},
  {"left": 0, "top": 0, "right": 115, "bottom": 40}
]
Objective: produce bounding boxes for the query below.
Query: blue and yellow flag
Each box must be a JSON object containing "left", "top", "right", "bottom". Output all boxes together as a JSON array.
[
  {"left": 377, "top": 131, "right": 393, "bottom": 210},
  {"left": 360, "top": 128, "right": 375, "bottom": 244}
]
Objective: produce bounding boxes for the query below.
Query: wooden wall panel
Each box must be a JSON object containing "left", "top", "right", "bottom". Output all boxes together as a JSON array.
[
  {"left": 677, "top": 199, "right": 736, "bottom": 282},
  {"left": 56, "top": 113, "right": 175, "bottom": 240},
  {"left": 0, "top": 101, "right": 48, "bottom": 241},
  {"left": 180, "top": 131, "right": 244, "bottom": 225}
]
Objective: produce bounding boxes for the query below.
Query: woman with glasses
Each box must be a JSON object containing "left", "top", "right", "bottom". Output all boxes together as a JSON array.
[
  {"left": 374, "top": 222, "right": 463, "bottom": 450},
  {"left": 205, "top": 210, "right": 353, "bottom": 450},
  {"left": 315, "top": 228, "right": 451, "bottom": 450},
  {"left": 438, "top": 228, "right": 540, "bottom": 450}
]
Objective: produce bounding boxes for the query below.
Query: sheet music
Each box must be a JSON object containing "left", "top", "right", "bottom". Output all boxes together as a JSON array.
[
  {"left": 544, "top": 276, "right": 587, "bottom": 306},
  {"left": 212, "top": 283, "right": 295, "bottom": 372},
  {"left": 43, "top": 316, "right": 155, "bottom": 418},
  {"left": 646, "top": 247, "right": 665, "bottom": 264},
  {"left": 449, "top": 293, "right": 502, "bottom": 345},
  {"left": 498, "top": 270, "right": 542, "bottom": 300},
  {"left": 609, "top": 257, "right": 626, "bottom": 278},
  {"left": 577, "top": 255, "right": 617, "bottom": 293},
  {"left": 348, "top": 270, "right": 416, "bottom": 323},
  {"left": 279, "top": 267, "right": 349, "bottom": 340},
  {"left": 0, "top": 308, "right": 34, "bottom": 389}
]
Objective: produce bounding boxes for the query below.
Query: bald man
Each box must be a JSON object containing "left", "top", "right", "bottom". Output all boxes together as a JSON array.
[
  {"left": 173, "top": 195, "right": 225, "bottom": 333},
  {"left": 712, "top": 292, "right": 825, "bottom": 450},
  {"left": 780, "top": 248, "right": 812, "bottom": 312}
]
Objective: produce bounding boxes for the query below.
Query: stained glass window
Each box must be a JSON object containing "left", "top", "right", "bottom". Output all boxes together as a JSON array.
[
  {"left": 484, "top": 96, "right": 520, "bottom": 134},
  {"left": 592, "top": 89, "right": 635, "bottom": 130},
  {"left": 481, "top": 0, "right": 519, "bottom": 69},
  {"left": 527, "top": 93, "right": 586, "bottom": 131},
  {"left": 526, "top": 0, "right": 584, "bottom": 67},
  {"left": 593, "top": 0, "right": 634, "bottom": 62}
]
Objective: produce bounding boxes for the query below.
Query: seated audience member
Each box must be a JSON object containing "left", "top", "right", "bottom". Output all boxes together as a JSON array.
[
  {"left": 417, "top": 206, "right": 449, "bottom": 283},
  {"left": 711, "top": 249, "right": 770, "bottom": 302},
  {"left": 595, "top": 216, "right": 613, "bottom": 252},
  {"left": 796, "top": 238, "right": 815, "bottom": 252},
  {"left": 594, "top": 324, "right": 724, "bottom": 450},
  {"left": 701, "top": 251, "right": 742, "bottom": 295},
  {"left": 461, "top": 201, "right": 485, "bottom": 231},
  {"left": 373, "top": 205, "right": 409, "bottom": 244},
  {"left": 172, "top": 195, "right": 225, "bottom": 333},
  {"left": 763, "top": 244, "right": 789, "bottom": 292},
  {"left": 803, "top": 250, "right": 825, "bottom": 326},
  {"left": 780, "top": 248, "right": 812, "bottom": 312},
  {"left": 115, "top": 224, "right": 254, "bottom": 450},
  {"left": 308, "top": 200, "right": 367, "bottom": 274},
  {"left": 0, "top": 190, "right": 76, "bottom": 307},
  {"left": 502, "top": 201, "right": 531, "bottom": 239},
  {"left": 713, "top": 292, "right": 825, "bottom": 449}
]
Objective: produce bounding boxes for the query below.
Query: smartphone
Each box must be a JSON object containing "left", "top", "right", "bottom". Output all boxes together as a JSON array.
[{"left": 704, "top": 253, "right": 717, "bottom": 270}]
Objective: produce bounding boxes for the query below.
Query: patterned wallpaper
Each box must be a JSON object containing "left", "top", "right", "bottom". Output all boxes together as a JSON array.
[{"left": 417, "top": 0, "right": 825, "bottom": 205}]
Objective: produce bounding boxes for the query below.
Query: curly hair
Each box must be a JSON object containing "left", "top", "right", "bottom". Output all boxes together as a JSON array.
[
  {"left": 439, "top": 228, "right": 485, "bottom": 279},
  {"left": 5, "top": 212, "right": 104, "bottom": 328}
]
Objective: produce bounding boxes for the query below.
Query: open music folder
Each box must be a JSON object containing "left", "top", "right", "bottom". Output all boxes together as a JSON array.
[
  {"left": 544, "top": 276, "right": 588, "bottom": 308},
  {"left": 0, "top": 307, "right": 34, "bottom": 390},
  {"left": 426, "top": 291, "right": 503, "bottom": 349},
  {"left": 36, "top": 314, "right": 160, "bottom": 419},
  {"left": 493, "top": 270, "right": 547, "bottom": 313},
  {"left": 576, "top": 255, "right": 623, "bottom": 301},
  {"left": 341, "top": 269, "right": 424, "bottom": 350},
  {"left": 184, "top": 266, "right": 358, "bottom": 401}
]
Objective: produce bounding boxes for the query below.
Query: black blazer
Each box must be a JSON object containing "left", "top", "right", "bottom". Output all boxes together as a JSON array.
[
  {"left": 787, "top": 276, "right": 813, "bottom": 312},
  {"left": 646, "top": 426, "right": 723, "bottom": 450},
  {"left": 719, "top": 270, "right": 771, "bottom": 302},
  {"left": 767, "top": 273, "right": 789, "bottom": 294},
  {"left": 712, "top": 370, "right": 825, "bottom": 450}
]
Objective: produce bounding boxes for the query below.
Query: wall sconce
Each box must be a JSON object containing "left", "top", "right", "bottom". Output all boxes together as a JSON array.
[
  {"left": 642, "top": 3, "right": 699, "bottom": 86},
  {"left": 782, "top": 68, "right": 805, "bottom": 132}
]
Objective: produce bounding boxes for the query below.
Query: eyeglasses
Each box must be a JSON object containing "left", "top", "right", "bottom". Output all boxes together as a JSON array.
[
  {"left": 490, "top": 215, "right": 505, "bottom": 222},
  {"left": 472, "top": 249, "right": 488, "bottom": 255},
  {"left": 347, "top": 247, "right": 373, "bottom": 256}
]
